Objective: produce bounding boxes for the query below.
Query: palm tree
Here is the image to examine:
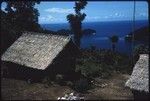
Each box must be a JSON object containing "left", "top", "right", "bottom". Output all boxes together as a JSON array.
[
  {"left": 67, "top": 1, "right": 87, "bottom": 47},
  {"left": 109, "top": 35, "right": 119, "bottom": 51}
]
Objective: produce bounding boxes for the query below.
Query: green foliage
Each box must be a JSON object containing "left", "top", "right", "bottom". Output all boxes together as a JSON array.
[
  {"left": 109, "top": 35, "right": 119, "bottom": 51},
  {"left": 109, "top": 35, "right": 119, "bottom": 43},
  {"left": 133, "top": 44, "right": 149, "bottom": 62},
  {"left": 133, "top": 44, "right": 149, "bottom": 55},
  {"left": 90, "top": 45, "right": 96, "bottom": 51},
  {"left": 76, "top": 49, "right": 133, "bottom": 78},
  {"left": 67, "top": 1, "right": 87, "bottom": 47},
  {"left": 74, "top": 78, "right": 89, "bottom": 93},
  {"left": 55, "top": 74, "right": 64, "bottom": 85},
  {"left": 66, "top": 81, "right": 74, "bottom": 88},
  {"left": 76, "top": 61, "right": 101, "bottom": 77},
  {"left": 42, "top": 76, "right": 52, "bottom": 86},
  {"left": 1, "top": 1, "right": 41, "bottom": 54},
  {"left": 74, "top": 1, "right": 87, "bottom": 13},
  {"left": 5, "top": 1, "right": 41, "bottom": 32}
]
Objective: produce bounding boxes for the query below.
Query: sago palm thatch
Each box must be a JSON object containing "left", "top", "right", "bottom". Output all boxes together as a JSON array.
[
  {"left": 125, "top": 54, "right": 149, "bottom": 93},
  {"left": 1, "top": 31, "right": 72, "bottom": 70}
]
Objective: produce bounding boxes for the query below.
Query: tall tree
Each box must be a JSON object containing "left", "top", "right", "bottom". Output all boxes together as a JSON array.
[
  {"left": 67, "top": 1, "right": 87, "bottom": 47},
  {"left": 109, "top": 35, "right": 119, "bottom": 51},
  {"left": 1, "top": 1, "right": 41, "bottom": 54},
  {"left": 5, "top": 1, "right": 41, "bottom": 33}
]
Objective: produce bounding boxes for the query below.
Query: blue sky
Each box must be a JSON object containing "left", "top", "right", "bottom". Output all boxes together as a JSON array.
[{"left": 1, "top": 1, "right": 148, "bottom": 24}]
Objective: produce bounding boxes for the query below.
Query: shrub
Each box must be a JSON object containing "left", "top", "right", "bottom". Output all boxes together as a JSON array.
[
  {"left": 76, "top": 61, "right": 102, "bottom": 78},
  {"left": 42, "top": 76, "right": 52, "bottom": 86},
  {"left": 133, "top": 44, "right": 149, "bottom": 55},
  {"left": 66, "top": 81, "right": 74, "bottom": 87},
  {"left": 133, "top": 44, "right": 149, "bottom": 62},
  {"left": 55, "top": 74, "right": 64, "bottom": 85},
  {"left": 90, "top": 45, "right": 96, "bottom": 51},
  {"left": 77, "top": 49, "right": 133, "bottom": 76},
  {"left": 74, "top": 78, "right": 89, "bottom": 93}
]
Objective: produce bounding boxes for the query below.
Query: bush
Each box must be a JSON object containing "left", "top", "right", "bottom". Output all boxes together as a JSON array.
[
  {"left": 66, "top": 81, "right": 74, "bottom": 87},
  {"left": 76, "top": 61, "right": 102, "bottom": 78},
  {"left": 55, "top": 74, "right": 64, "bottom": 85},
  {"left": 77, "top": 49, "right": 133, "bottom": 77},
  {"left": 133, "top": 44, "right": 149, "bottom": 55},
  {"left": 42, "top": 76, "right": 53, "bottom": 86},
  {"left": 90, "top": 45, "right": 96, "bottom": 51},
  {"left": 74, "top": 78, "right": 89, "bottom": 93},
  {"left": 133, "top": 44, "right": 149, "bottom": 62}
]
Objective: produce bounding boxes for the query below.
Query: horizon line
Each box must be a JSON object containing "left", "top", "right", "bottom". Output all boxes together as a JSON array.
[{"left": 39, "top": 19, "right": 148, "bottom": 25}]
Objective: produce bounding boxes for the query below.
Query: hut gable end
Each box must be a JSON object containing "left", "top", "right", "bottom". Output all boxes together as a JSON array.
[{"left": 1, "top": 32, "right": 73, "bottom": 70}]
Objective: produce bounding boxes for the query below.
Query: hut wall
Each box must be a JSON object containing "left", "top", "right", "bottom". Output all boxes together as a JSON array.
[
  {"left": 45, "top": 41, "right": 78, "bottom": 80},
  {"left": 1, "top": 40, "right": 78, "bottom": 81},
  {"left": 1, "top": 61, "right": 46, "bottom": 82},
  {"left": 132, "top": 90, "right": 149, "bottom": 100}
]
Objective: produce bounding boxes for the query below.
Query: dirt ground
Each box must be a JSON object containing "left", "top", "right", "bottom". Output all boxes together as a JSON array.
[
  {"left": 85, "top": 72, "right": 133, "bottom": 100},
  {"left": 1, "top": 72, "right": 133, "bottom": 100}
]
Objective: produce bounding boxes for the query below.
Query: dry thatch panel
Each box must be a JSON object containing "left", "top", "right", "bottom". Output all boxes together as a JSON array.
[
  {"left": 125, "top": 54, "right": 149, "bottom": 93},
  {"left": 1, "top": 32, "right": 73, "bottom": 70}
]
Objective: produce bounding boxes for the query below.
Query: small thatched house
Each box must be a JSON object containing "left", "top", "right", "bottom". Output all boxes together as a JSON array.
[
  {"left": 125, "top": 54, "right": 149, "bottom": 100},
  {"left": 1, "top": 32, "right": 79, "bottom": 81}
]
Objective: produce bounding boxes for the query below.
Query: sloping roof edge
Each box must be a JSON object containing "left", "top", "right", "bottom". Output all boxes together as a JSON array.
[
  {"left": 1, "top": 31, "right": 75, "bottom": 70},
  {"left": 125, "top": 54, "right": 149, "bottom": 93}
]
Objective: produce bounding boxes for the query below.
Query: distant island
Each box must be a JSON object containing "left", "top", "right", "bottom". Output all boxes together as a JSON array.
[
  {"left": 82, "top": 29, "right": 96, "bottom": 35},
  {"left": 57, "top": 29, "right": 73, "bottom": 35},
  {"left": 125, "top": 26, "right": 149, "bottom": 43},
  {"left": 56, "top": 29, "right": 96, "bottom": 36},
  {"left": 38, "top": 28, "right": 96, "bottom": 36}
]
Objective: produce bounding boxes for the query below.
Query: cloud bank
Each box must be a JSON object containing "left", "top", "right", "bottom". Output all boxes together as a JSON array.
[{"left": 45, "top": 7, "right": 74, "bottom": 14}]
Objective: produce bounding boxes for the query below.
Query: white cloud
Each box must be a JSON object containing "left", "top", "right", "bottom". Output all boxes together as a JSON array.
[
  {"left": 104, "top": 16, "right": 109, "bottom": 19},
  {"left": 39, "top": 15, "right": 65, "bottom": 23},
  {"left": 45, "top": 7, "right": 74, "bottom": 14},
  {"left": 85, "top": 12, "right": 127, "bottom": 22},
  {"left": 139, "top": 12, "right": 147, "bottom": 17},
  {"left": 114, "top": 13, "right": 119, "bottom": 16},
  {"left": 112, "top": 12, "right": 125, "bottom": 18},
  {"left": 39, "top": 15, "right": 55, "bottom": 22},
  {"left": 86, "top": 16, "right": 101, "bottom": 20}
]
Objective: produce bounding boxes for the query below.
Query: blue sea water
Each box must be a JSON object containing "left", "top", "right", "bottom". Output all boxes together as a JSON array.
[{"left": 41, "top": 20, "right": 149, "bottom": 55}]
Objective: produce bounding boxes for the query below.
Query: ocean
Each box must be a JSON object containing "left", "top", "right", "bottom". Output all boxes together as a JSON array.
[{"left": 41, "top": 20, "right": 148, "bottom": 55}]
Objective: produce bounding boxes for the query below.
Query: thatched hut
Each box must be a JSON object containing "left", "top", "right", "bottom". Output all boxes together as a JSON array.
[
  {"left": 1, "top": 32, "right": 79, "bottom": 82},
  {"left": 125, "top": 54, "right": 149, "bottom": 100}
]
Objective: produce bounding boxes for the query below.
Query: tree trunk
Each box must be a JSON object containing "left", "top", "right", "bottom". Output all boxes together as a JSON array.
[{"left": 112, "top": 43, "right": 115, "bottom": 51}]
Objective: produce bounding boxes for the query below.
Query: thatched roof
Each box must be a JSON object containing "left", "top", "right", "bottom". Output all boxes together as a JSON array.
[
  {"left": 1, "top": 32, "right": 72, "bottom": 70},
  {"left": 125, "top": 54, "right": 149, "bottom": 93}
]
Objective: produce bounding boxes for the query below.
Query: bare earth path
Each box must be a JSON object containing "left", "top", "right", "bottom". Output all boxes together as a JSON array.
[
  {"left": 1, "top": 72, "right": 133, "bottom": 100},
  {"left": 85, "top": 72, "right": 133, "bottom": 100}
]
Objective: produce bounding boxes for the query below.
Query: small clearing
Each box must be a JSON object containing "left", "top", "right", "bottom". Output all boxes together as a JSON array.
[{"left": 1, "top": 72, "right": 133, "bottom": 100}]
